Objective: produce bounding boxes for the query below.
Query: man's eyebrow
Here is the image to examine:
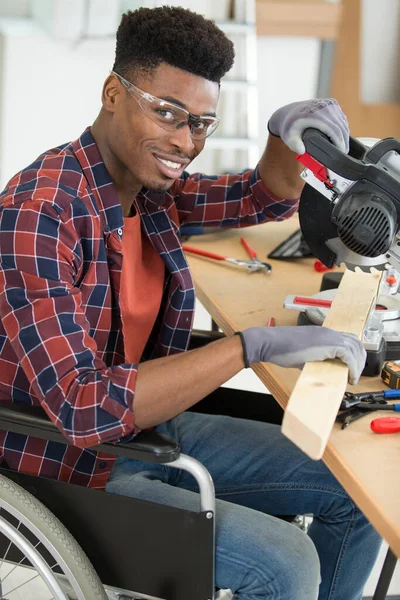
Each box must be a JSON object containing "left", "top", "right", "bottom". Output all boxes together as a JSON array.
[{"left": 160, "top": 96, "right": 217, "bottom": 117}]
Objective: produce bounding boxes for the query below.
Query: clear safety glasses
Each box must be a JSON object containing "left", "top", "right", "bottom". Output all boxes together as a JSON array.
[{"left": 112, "top": 71, "right": 220, "bottom": 140}]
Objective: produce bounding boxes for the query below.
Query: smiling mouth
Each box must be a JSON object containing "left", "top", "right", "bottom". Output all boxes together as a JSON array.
[
  {"left": 154, "top": 154, "right": 187, "bottom": 178},
  {"left": 158, "top": 157, "right": 182, "bottom": 169}
]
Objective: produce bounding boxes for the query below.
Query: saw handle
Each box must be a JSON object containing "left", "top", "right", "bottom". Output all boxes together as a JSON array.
[
  {"left": 301, "top": 128, "right": 367, "bottom": 181},
  {"left": 367, "top": 137, "right": 400, "bottom": 163}
]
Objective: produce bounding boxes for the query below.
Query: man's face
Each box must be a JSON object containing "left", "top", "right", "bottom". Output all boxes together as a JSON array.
[{"left": 104, "top": 63, "right": 220, "bottom": 193}]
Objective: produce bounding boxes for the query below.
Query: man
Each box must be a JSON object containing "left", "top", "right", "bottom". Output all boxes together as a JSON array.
[{"left": 0, "top": 6, "right": 380, "bottom": 599}]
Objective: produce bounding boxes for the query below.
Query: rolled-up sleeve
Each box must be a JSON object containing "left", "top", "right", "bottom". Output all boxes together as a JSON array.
[
  {"left": 173, "top": 166, "right": 299, "bottom": 227},
  {"left": 0, "top": 200, "right": 138, "bottom": 448}
]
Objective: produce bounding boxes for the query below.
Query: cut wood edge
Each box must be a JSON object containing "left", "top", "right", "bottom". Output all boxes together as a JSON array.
[
  {"left": 282, "top": 410, "right": 326, "bottom": 460},
  {"left": 281, "top": 360, "right": 348, "bottom": 459}
]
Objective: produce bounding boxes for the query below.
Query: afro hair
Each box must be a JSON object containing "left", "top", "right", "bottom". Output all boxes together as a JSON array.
[{"left": 112, "top": 6, "right": 235, "bottom": 83}]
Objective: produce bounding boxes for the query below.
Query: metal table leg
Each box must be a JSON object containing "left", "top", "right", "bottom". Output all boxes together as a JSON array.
[
  {"left": 211, "top": 319, "right": 219, "bottom": 332},
  {"left": 372, "top": 547, "right": 397, "bottom": 600}
]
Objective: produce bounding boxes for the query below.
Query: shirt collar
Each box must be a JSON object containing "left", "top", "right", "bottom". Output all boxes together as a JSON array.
[
  {"left": 71, "top": 127, "right": 124, "bottom": 233},
  {"left": 71, "top": 127, "right": 176, "bottom": 231}
]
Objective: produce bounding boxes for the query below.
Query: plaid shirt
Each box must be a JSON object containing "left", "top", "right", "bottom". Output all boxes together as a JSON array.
[{"left": 0, "top": 127, "right": 298, "bottom": 489}]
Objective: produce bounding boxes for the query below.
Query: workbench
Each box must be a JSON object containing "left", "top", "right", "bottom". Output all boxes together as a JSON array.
[{"left": 185, "top": 216, "right": 400, "bottom": 559}]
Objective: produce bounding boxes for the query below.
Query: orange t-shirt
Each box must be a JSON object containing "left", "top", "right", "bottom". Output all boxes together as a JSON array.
[{"left": 120, "top": 211, "right": 165, "bottom": 364}]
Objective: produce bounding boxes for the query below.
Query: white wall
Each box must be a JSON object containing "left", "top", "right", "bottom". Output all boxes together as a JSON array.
[
  {"left": 0, "top": 18, "right": 114, "bottom": 186},
  {"left": 361, "top": 0, "right": 400, "bottom": 104},
  {"left": 256, "top": 36, "right": 320, "bottom": 154},
  {"left": 0, "top": 0, "right": 31, "bottom": 18}
]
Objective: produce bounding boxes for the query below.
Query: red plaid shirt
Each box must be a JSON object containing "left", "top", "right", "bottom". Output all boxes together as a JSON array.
[{"left": 0, "top": 128, "right": 298, "bottom": 489}]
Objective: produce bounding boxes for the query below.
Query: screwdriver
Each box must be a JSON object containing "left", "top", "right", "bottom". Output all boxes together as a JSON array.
[{"left": 371, "top": 417, "right": 400, "bottom": 433}]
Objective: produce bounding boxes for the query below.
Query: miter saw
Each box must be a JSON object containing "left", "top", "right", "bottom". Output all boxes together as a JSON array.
[
  {"left": 298, "top": 128, "right": 400, "bottom": 271},
  {"left": 284, "top": 129, "right": 400, "bottom": 375}
]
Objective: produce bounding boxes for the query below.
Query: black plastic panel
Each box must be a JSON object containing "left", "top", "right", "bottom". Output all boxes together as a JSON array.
[{"left": 0, "top": 469, "right": 214, "bottom": 600}]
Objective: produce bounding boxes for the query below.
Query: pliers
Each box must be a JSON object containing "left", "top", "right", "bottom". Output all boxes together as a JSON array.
[
  {"left": 239, "top": 238, "right": 272, "bottom": 275},
  {"left": 182, "top": 238, "right": 272, "bottom": 275},
  {"left": 336, "top": 390, "right": 400, "bottom": 429}
]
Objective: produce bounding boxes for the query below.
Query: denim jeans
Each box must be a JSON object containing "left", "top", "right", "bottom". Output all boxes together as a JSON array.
[{"left": 105, "top": 411, "right": 381, "bottom": 599}]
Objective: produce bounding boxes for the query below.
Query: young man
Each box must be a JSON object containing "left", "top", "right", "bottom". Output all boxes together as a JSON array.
[{"left": 0, "top": 6, "right": 380, "bottom": 599}]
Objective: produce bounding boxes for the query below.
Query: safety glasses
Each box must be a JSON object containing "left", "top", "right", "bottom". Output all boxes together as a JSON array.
[{"left": 112, "top": 71, "right": 220, "bottom": 140}]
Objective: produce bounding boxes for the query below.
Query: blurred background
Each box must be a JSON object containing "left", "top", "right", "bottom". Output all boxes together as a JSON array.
[
  {"left": 0, "top": 1, "right": 399, "bottom": 596},
  {"left": 1, "top": 0, "right": 399, "bottom": 189}
]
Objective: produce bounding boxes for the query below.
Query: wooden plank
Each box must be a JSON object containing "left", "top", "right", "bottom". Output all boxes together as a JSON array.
[
  {"left": 281, "top": 267, "right": 382, "bottom": 460},
  {"left": 256, "top": 0, "right": 342, "bottom": 39}
]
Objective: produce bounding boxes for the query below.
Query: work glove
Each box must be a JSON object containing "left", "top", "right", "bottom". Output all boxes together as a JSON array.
[
  {"left": 267, "top": 98, "right": 349, "bottom": 155},
  {"left": 237, "top": 326, "right": 366, "bottom": 385}
]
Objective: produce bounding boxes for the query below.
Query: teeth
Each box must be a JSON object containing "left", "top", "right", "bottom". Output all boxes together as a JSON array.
[{"left": 159, "top": 158, "right": 181, "bottom": 169}]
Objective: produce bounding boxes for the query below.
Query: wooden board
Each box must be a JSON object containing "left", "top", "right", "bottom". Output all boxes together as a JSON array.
[{"left": 281, "top": 267, "right": 382, "bottom": 460}]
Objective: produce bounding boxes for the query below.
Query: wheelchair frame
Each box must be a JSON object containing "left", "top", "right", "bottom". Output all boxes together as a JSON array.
[{"left": 0, "top": 402, "right": 215, "bottom": 600}]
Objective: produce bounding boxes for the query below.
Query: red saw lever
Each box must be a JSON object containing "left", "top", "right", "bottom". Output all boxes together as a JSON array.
[{"left": 296, "top": 153, "right": 334, "bottom": 188}]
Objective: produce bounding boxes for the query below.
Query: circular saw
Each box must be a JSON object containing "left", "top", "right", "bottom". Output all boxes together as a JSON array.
[{"left": 297, "top": 129, "right": 400, "bottom": 271}]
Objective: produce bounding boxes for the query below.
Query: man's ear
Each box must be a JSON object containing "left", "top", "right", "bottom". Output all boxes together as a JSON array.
[{"left": 101, "top": 75, "right": 121, "bottom": 113}]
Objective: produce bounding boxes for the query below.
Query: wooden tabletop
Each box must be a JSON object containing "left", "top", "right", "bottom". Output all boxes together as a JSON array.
[{"left": 185, "top": 217, "right": 400, "bottom": 556}]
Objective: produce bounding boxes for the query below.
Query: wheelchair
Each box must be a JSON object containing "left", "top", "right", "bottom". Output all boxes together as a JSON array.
[
  {"left": 0, "top": 403, "right": 215, "bottom": 600},
  {"left": 0, "top": 330, "right": 286, "bottom": 600}
]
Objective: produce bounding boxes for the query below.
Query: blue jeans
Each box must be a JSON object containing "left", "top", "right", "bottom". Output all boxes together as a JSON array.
[{"left": 105, "top": 411, "right": 381, "bottom": 599}]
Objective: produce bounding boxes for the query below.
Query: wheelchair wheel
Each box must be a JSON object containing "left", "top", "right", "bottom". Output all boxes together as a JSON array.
[{"left": 0, "top": 473, "right": 107, "bottom": 599}]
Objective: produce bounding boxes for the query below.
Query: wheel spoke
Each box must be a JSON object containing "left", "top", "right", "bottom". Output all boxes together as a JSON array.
[
  {"left": 2, "top": 571, "right": 40, "bottom": 595},
  {"left": 0, "top": 537, "right": 43, "bottom": 584},
  {"left": 0, "top": 513, "right": 21, "bottom": 572},
  {"left": 0, "top": 476, "right": 106, "bottom": 599}
]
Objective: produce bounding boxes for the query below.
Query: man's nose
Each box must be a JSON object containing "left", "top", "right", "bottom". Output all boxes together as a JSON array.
[{"left": 168, "top": 123, "right": 196, "bottom": 154}]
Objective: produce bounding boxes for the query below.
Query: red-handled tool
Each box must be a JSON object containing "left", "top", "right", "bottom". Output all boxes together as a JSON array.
[
  {"left": 240, "top": 237, "right": 257, "bottom": 260},
  {"left": 182, "top": 244, "right": 269, "bottom": 274},
  {"left": 182, "top": 246, "right": 229, "bottom": 262},
  {"left": 370, "top": 417, "right": 400, "bottom": 434},
  {"left": 240, "top": 237, "right": 272, "bottom": 275}
]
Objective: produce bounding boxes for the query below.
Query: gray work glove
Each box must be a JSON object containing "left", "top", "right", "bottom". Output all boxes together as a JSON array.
[
  {"left": 237, "top": 326, "right": 366, "bottom": 385},
  {"left": 267, "top": 98, "right": 349, "bottom": 155}
]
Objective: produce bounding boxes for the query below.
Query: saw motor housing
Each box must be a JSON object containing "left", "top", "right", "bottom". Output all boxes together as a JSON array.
[{"left": 332, "top": 189, "right": 396, "bottom": 258}]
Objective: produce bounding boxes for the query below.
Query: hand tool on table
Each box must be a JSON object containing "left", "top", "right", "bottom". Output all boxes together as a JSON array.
[
  {"left": 336, "top": 389, "right": 400, "bottom": 429},
  {"left": 239, "top": 237, "right": 272, "bottom": 275},
  {"left": 182, "top": 240, "right": 271, "bottom": 275},
  {"left": 371, "top": 417, "right": 400, "bottom": 433}
]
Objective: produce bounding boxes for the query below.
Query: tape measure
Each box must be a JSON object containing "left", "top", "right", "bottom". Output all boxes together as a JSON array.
[{"left": 381, "top": 360, "right": 400, "bottom": 389}]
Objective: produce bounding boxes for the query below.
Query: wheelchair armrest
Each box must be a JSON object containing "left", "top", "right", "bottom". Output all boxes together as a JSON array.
[
  {"left": 0, "top": 403, "right": 180, "bottom": 463},
  {"left": 189, "top": 328, "right": 224, "bottom": 350}
]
